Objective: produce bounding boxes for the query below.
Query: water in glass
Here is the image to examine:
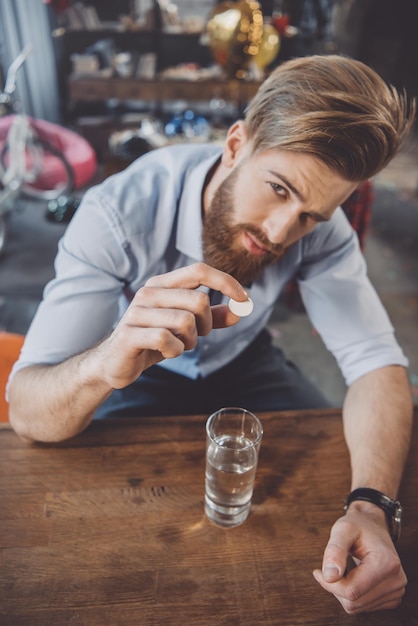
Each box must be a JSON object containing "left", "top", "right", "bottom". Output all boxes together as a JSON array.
[{"left": 205, "top": 433, "right": 258, "bottom": 526}]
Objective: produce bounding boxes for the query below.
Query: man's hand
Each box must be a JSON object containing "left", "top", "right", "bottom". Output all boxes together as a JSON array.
[
  {"left": 92, "top": 262, "right": 248, "bottom": 390},
  {"left": 313, "top": 506, "right": 407, "bottom": 613}
]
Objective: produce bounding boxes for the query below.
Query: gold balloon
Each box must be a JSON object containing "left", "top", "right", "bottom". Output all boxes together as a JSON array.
[
  {"left": 253, "top": 24, "right": 280, "bottom": 69},
  {"left": 206, "top": 0, "right": 264, "bottom": 79}
]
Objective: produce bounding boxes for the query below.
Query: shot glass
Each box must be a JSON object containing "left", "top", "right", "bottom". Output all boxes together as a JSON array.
[{"left": 205, "top": 407, "right": 263, "bottom": 527}]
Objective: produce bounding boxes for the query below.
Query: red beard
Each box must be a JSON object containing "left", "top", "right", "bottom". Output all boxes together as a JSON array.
[{"left": 202, "top": 168, "right": 284, "bottom": 285}]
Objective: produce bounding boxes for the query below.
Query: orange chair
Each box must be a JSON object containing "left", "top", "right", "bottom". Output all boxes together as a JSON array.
[{"left": 0, "top": 332, "right": 25, "bottom": 422}]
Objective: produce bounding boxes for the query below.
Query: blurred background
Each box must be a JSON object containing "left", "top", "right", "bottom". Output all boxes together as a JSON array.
[{"left": 0, "top": 0, "right": 417, "bottom": 407}]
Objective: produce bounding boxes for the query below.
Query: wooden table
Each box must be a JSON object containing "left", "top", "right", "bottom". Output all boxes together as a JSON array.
[{"left": 1, "top": 408, "right": 417, "bottom": 626}]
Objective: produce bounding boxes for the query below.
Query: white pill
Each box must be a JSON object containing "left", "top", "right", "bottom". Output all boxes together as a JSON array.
[{"left": 228, "top": 297, "right": 254, "bottom": 317}]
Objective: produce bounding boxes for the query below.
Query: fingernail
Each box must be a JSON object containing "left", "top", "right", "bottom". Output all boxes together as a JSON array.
[{"left": 323, "top": 564, "right": 341, "bottom": 581}]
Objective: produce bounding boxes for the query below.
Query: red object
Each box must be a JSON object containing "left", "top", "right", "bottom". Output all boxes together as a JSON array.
[
  {"left": 42, "top": 0, "right": 70, "bottom": 12},
  {"left": 340, "top": 179, "right": 374, "bottom": 250},
  {"left": 272, "top": 14, "right": 290, "bottom": 35},
  {"left": 0, "top": 115, "right": 97, "bottom": 191}
]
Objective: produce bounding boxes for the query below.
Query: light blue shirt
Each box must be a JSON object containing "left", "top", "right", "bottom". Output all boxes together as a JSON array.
[{"left": 12, "top": 143, "right": 407, "bottom": 387}]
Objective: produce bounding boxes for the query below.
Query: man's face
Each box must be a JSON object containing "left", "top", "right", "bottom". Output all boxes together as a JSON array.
[{"left": 202, "top": 147, "right": 359, "bottom": 285}]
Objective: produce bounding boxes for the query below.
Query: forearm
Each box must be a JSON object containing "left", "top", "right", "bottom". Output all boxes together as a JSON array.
[
  {"left": 343, "top": 365, "right": 413, "bottom": 498},
  {"left": 314, "top": 366, "right": 412, "bottom": 612},
  {"left": 8, "top": 349, "right": 113, "bottom": 443}
]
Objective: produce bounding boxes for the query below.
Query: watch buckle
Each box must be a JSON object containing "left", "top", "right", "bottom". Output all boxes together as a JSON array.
[{"left": 391, "top": 502, "right": 402, "bottom": 542}]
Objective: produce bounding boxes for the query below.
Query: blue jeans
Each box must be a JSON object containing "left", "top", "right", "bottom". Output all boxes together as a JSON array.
[{"left": 95, "top": 330, "right": 331, "bottom": 418}]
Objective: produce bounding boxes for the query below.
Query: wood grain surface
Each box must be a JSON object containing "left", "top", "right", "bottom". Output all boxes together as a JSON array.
[{"left": 1, "top": 408, "right": 417, "bottom": 626}]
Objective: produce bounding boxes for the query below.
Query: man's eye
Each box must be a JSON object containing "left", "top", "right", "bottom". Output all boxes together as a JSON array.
[{"left": 270, "top": 182, "right": 287, "bottom": 197}]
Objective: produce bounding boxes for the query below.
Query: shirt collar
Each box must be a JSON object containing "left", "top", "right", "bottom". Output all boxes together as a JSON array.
[{"left": 176, "top": 148, "right": 222, "bottom": 260}]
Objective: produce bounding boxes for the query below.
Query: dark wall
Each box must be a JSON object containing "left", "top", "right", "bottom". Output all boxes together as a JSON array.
[
  {"left": 334, "top": 0, "right": 418, "bottom": 97},
  {"left": 85, "top": 0, "right": 133, "bottom": 21}
]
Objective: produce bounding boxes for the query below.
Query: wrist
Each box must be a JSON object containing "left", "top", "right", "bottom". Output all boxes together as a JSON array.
[
  {"left": 344, "top": 487, "right": 403, "bottom": 542},
  {"left": 345, "top": 499, "right": 387, "bottom": 524},
  {"left": 79, "top": 345, "right": 114, "bottom": 393}
]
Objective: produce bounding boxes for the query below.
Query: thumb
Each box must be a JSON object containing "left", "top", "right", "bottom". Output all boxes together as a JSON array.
[
  {"left": 322, "top": 561, "right": 343, "bottom": 583},
  {"left": 211, "top": 304, "right": 241, "bottom": 329},
  {"left": 320, "top": 521, "right": 356, "bottom": 583}
]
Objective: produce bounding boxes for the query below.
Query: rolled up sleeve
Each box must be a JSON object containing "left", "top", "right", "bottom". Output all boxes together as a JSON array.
[{"left": 298, "top": 209, "right": 408, "bottom": 386}]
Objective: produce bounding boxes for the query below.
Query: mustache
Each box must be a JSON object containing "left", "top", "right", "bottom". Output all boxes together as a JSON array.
[{"left": 235, "top": 223, "right": 285, "bottom": 257}]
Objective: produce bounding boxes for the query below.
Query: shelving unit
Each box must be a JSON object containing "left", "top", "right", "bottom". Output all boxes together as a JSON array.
[
  {"left": 56, "top": 28, "right": 213, "bottom": 73},
  {"left": 54, "top": 27, "right": 261, "bottom": 162},
  {"left": 57, "top": 28, "right": 260, "bottom": 113},
  {"left": 68, "top": 76, "right": 260, "bottom": 108}
]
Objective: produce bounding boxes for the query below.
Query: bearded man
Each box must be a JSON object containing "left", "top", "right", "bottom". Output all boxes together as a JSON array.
[{"left": 7, "top": 55, "right": 415, "bottom": 614}]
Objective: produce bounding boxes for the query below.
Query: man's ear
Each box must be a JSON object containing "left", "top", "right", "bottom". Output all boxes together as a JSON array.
[{"left": 221, "top": 120, "right": 249, "bottom": 168}]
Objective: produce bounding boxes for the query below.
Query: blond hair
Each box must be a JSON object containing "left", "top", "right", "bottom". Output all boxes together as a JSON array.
[{"left": 245, "top": 55, "right": 416, "bottom": 181}]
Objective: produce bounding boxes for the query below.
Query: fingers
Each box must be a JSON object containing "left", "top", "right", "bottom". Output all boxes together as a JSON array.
[
  {"left": 97, "top": 325, "right": 185, "bottom": 390},
  {"left": 211, "top": 304, "right": 243, "bottom": 329},
  {"left": 313, "top": 565, "right": 406, "bottom": 614},
  {"left": 320, "top": 519, "right": 357, "bottom": 583},
  {"left": 101, "top": 263, "right": 248, "bottom": 388},
  {"left": 135, "top": 262, "right": 249, "bottom": 339},
  {"left": 145, "top": 262, "right": 248, "bottom": 302},
  {"left": 348, "top": 583, "right": 406, "bottom": 613},
  {"left": 133, "top": 286, "right": 213, "bottom": 337},
  {"left": 124, "top": 306, "right": 197, "bottom": 351}
]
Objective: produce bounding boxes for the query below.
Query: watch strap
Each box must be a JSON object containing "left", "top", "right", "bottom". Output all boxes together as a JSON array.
[{"left": 344, "top": 487, "right": 402, "bottom": 542}]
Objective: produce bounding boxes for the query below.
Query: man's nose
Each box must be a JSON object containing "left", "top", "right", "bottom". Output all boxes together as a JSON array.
[{"left": 262, "top": 208, "right": 298, "bottom": 245}]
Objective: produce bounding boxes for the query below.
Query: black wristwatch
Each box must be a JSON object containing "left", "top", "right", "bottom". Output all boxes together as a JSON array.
[{"left": 344, "top": 487, "right": 403, "bottom": 542}]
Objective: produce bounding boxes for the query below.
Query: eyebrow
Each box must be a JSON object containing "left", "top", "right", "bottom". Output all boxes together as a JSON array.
[
  {"left": 267, "top": 169, "right": 331, "bottom": 222},
  {"left": 267, "top": 169, "right": 305, "bottom": 201}
]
